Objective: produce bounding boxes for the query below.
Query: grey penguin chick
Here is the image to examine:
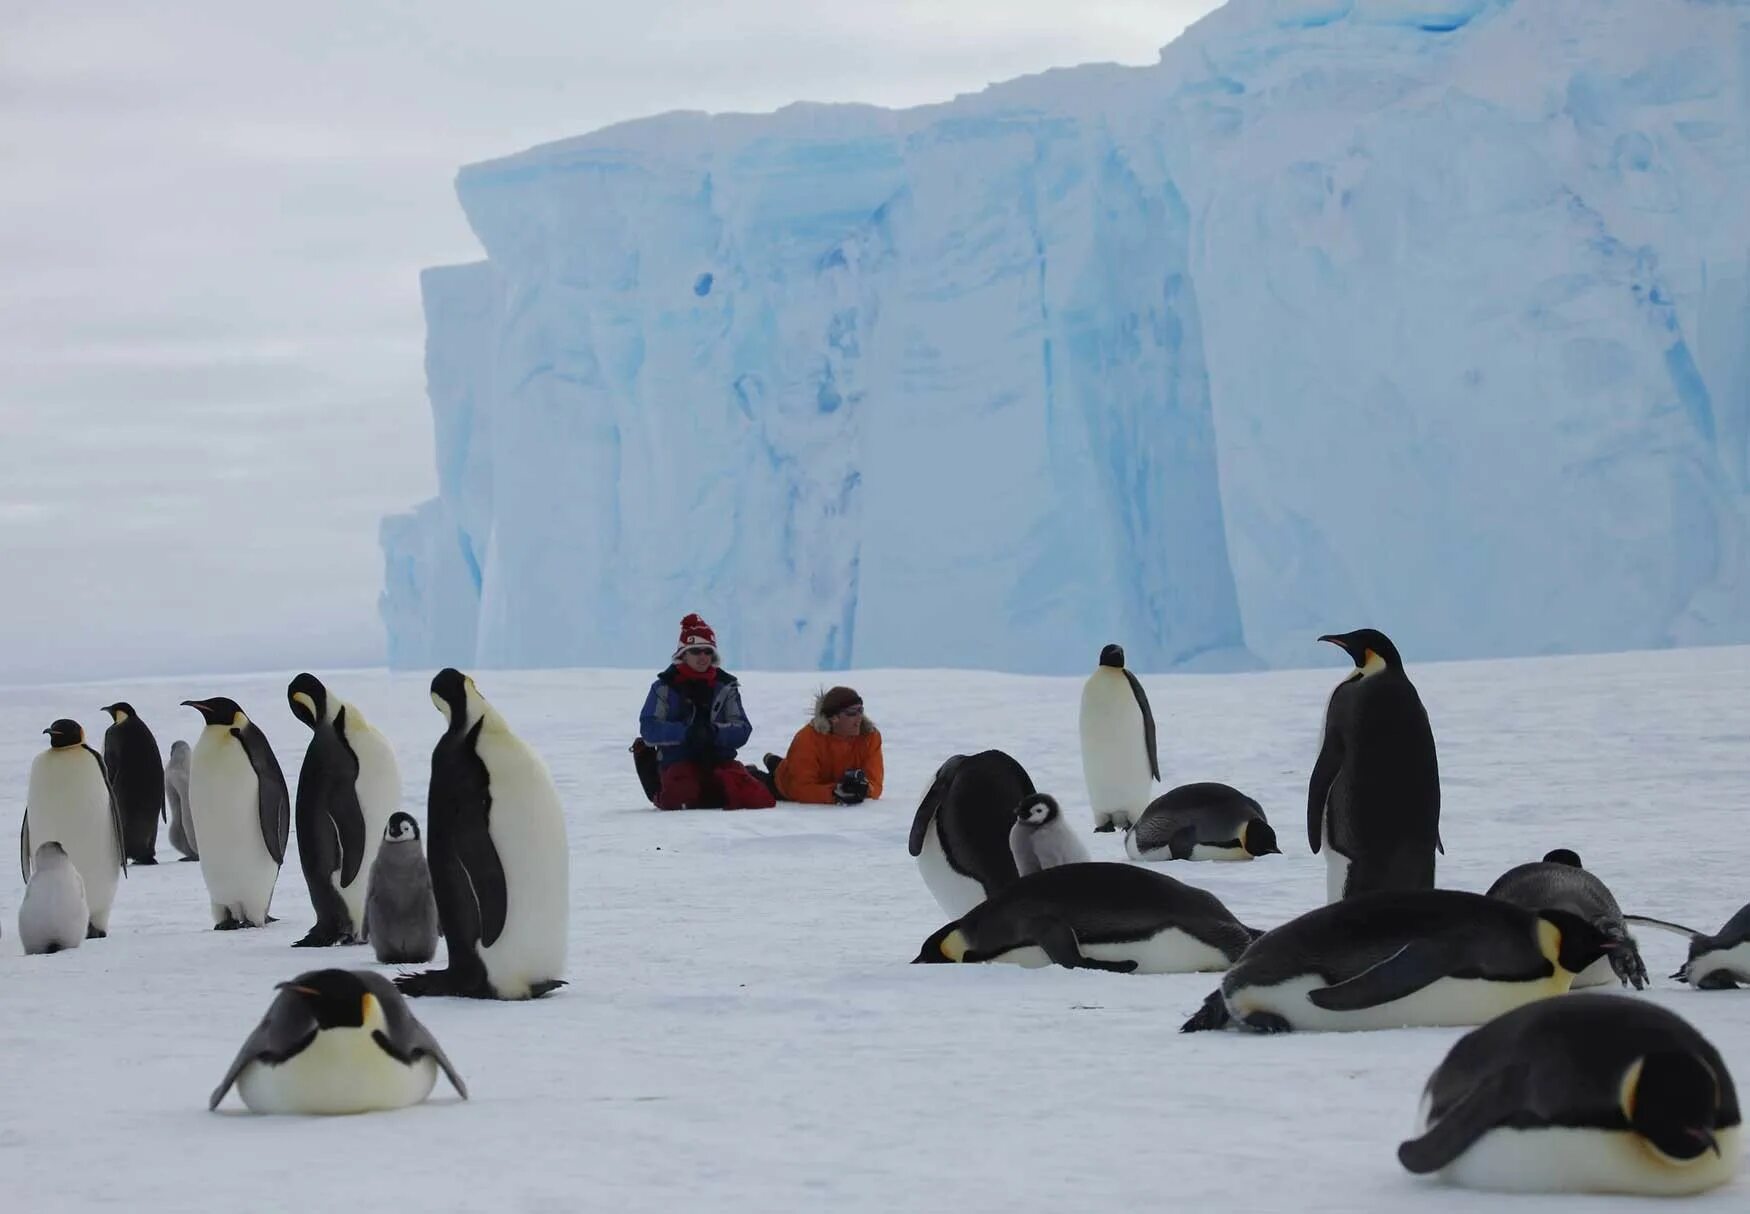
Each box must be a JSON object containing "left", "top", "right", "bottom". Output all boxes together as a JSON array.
[
  {"left": 1627, "top": 903, "right": 1750, "bottom": 990},
  {"left": 1126, "top": 782, "right": 1281, "bottom": 862},
  {"left": 1485, "top": 848, "right": 1647, "bottom": 990},
  {"left": 19, "top": 842, "right": 89, "bottom": 955},
  {"left": 164, "top": 740, "right": 197, "bottom": 860},
  {"left": 365, "top": 812, "right": 440, "bottom": 965},
  {"left": 1008, "top": 794, "right": 1090, "bottom": 876}
]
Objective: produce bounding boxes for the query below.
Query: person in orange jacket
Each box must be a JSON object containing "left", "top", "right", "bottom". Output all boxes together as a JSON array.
[{"left": 758, "top": 686, "right": 885, "bottom": 805}]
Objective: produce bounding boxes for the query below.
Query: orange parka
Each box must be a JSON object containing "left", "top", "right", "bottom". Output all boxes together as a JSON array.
[{"left": 774, "top": 698, "right": 885, "bottom": 805}]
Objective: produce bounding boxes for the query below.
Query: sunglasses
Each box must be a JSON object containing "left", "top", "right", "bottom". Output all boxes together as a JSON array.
[
  {"left": 834, "top": 705, "right": 864, "bottom": 718},
  {"left": 683, "top": 647, "right": 714, "bottom": 657}
]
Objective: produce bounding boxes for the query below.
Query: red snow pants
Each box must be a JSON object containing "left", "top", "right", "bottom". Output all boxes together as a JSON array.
[{"left": 657, "top": 760, "right": 777, "bottom": 811}]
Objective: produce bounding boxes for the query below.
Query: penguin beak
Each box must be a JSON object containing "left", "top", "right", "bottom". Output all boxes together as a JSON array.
[
  {"left": 275, "top": 982, "right": 319, "bottom": 997},
  {"left": 41, "top": 727, "right": 51, "bottom": 735},
  {"left": 181, "top": 699, "right": 206, "bottom": 711},
  {"left": 1686, "top": 1129, "right": 1722, "bottom": 1157}
]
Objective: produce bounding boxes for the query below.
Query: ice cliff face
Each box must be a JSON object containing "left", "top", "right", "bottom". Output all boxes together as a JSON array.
[{"left": 382, "top": 0, "right": 1750, "bottom": 675}]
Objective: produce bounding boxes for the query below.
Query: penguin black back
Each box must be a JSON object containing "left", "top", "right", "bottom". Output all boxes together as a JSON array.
[
  {"left": 101, "top": 703, "right": 165, "bottom": 865},
  {"left": 908, "top": 749, "right": 1031, "bottom": 891}
]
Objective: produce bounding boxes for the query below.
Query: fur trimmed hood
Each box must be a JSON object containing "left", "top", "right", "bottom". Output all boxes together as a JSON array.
[{"left": 811, "top": 689, "right": 876, "bottom": 735}]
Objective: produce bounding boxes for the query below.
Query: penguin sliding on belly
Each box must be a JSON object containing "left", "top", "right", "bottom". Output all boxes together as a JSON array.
[
  {"left": 1399, "top": 995, "right": 1740, "bottom": 1195},
  {"left": 183, "top": 698, "right": 289, "bottom": 929},
  {"left": 1485, "top": 849, "right": 1647, "bottom": 990},
  {"left": 1627, "top": 903, "right": 1750, "bottom": 990},
  {"left": 396, "top": 669, "right": 569, "bottom": 1001},
  {"left": 1180, "top": 889, "right": 1617, "bottom": 1034},
  {"left": 1125, "top": 782, "right": 1280, "bottom": 862},
  {"left": 1078, "top": 644, "right": 1159, "bottom": 833},
  {"left": 915, "top": 862, "right": 1258, "bottom": 975},
  {"left": 909, "top": 751, "right": 1031, "bottom": 919}
]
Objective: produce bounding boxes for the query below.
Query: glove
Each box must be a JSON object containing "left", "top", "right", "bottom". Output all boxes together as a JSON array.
[
  {"left": 833, "top": 769, "right": 870, "bottom": 805},
  {"left": 685, "top": 714, "right": 716, "bottom": 762}
]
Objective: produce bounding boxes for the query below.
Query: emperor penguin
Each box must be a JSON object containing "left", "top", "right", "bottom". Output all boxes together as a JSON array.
[
  {"left": 1078, "top": 643, "right": 1160, "bottom": 832},
  {"left": 164, "top": 740, "right": 198, "bottom": 860},
  {"left": 1485, "top": 849, "right": 1647, "bottom": 990},
  {"left": 396, "top": 669, "right": 569, "bottom": 1001},
  {"left": 1307, "top": 628, "right": 1442, "bottom": 903},
  {"left": 1626, "top": 903, "right": 1750, "bottom": 990},
  {"left": 1180, "top": 889, "right": 1617, "bottom": 1035},
  {"left": 209, "top": 968, "right": 467, "bottom": 1115},
  {"left": 19, "top": 842, "right": 90, "bottom": 955},
  {"left": 1398, "top": 995, "right": 1740, "bottom": 1195},
  {"left": 915, "top": 861, "right": 1258, "bottom": 974},
  {"left": 1008, "top": 793, "right": 1090, "bottom": 876},
  {"left": 286, "top": 673, "right": 400, "bottom": 947},
  {"left": 182, "top": 698, "right": 290, "bottom": 929},
  {"left": 101, "top": 702, "right": 166, "bottom": 865},
  {"left": 1126, "top": 782, "right": 1281, "bottom": 862},
  {"left": 364, "top": 813, "right": 440, "bottom": 965},
  {"left": 21, "top": 718, "right": 125, "bottom": 938},
  {"left": 908, "top": 750, "right": 1031, "bottom": 919}
]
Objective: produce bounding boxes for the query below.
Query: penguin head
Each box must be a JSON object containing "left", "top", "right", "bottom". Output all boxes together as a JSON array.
[
  {"left": 1542, "top": 847, "right": 1583, "bottom": 868},
  {"left": 430, "top": 667, "right": 481, "bottom": 728},
  {"left": 286, "top": 673, "right": 329, "bottom": 728},
  {"left": 1098, "top": 643, "right": 1126, "bottom": 670},
  {"left": 1241, "top": 820, "right": 1282, "bottom": 856},
  {"left": 1537, "top": 908, "right": 1620, "bottom": 976},
  {"left": 1622, "top": 1051, "right": 1726, "bottom": 1163},
  {"left": 1015, "top": 793, "right": 1060, "bottom": 827},
  {"left": 170, "top": 739, "right": 190, "bottom": 757},
  {"left": 42, "top": 719, "right": 83, "bottom": 748},
  {"left": 181, "top": 698, "right": 246, "bottom": 728},
  {"left": 275, "top": 969, "right": 377, "bottom": 1030},
  {"left": 384, "top": 812, "right": 421, "bottom": 844},
  {"left": 101, "top": 702, "right": 134, "bottom": 724},
  {"left": 913, "top": 923, "right": 970, "bottom": 964},
  {"left": 32, "top": 840, "right": 70, "bottom": 866},
  {"left": 1317, "top": 629, "right": 1403, "bottom": 672}
]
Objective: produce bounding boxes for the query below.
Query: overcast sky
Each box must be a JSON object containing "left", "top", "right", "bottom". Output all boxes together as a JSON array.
[{"left": 0, "top": 0, "right": 1218, "bottom": 686}]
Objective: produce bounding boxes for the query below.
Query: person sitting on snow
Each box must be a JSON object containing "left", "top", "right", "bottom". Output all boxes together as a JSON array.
[
  {"left": 755, "top": 686, "right": 885, "bottom": 806},
  {"left": 633, "top": 613, "right": 777, "bottom": 811}
]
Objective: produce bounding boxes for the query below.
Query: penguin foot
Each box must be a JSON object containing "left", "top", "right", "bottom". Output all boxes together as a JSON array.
[
  {"left": 178, "top": 855, "right": 199, "bottom": 862},
  {"left": 1093, "top": 822, "right": 1115, "bottom": 834},
  {"left": 394, "top": 969, "right": 488, "bottom": 999},
  {"left": 1179, "top": 990, "right": 1232, "bottom": 1033},
  {"left": 1239, "top": 1011, "right": 1294, "bottom": 1034},
  {"left": 1696, "top": 972, "right": 1743, "bottom": 991},
  {"left": 85, "top": 923, "right": 107, "bottom": 940},
  {"left": 292, "top": 926, "right": 346, "bottom": 948},
  {"left": 130, "top": 855, "right": 158, "bottom": 866},
  {"left": 526, "top": 979, "right": 568, "bottom": 999},
  {"left": 213, "top": 916, "right": 244, "bottom": 931}
]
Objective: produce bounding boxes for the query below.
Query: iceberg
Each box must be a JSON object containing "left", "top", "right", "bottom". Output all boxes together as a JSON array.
[{"left": 382, "top": 0, "right": 1750, "bottom": 674}]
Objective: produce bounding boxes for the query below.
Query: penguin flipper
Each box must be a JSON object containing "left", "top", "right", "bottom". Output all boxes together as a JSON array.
[
  {"left": 1397, "top": 1066, "right": 1529, "bottom": 1174},
  {"left": 908, "top": 756, "right": 965, "bottom": 857},
  {"left": 328, "top": 709, "right": 368, "bottom": 887},
  {"left": 1623, "top": 914, "right": 1704, "bottom": 941},
  {"left": 1024, "top": 916, "right": 1137, "bottom": 974},
  {"left": 1308, "top": 940, "right": 1454, "bottom": 1011},
  {"left": 1306, "top": 734, "right": 1342, "bottom": 854},
  {"left": 208, "top": 994, "right": 318, "bottom": 1111},
  {"left": 1123, "top": 670, "right": 1160, "bottom": 781},
  {"left": 236, "top": 725, "right": 290, "bottom": 864},
  {"left": 452, "top": 720, "right": 508, "bottom": 947},
  {"left": 19, "top": 811, "right": 29, "bottom": 884},
  {"left": 1166, "top": 823, "right": 1199, "bottom": 861},
  {"left": 86, "top": 745, "right": 128, "bottom": 876},
  {"left": 361, "top": 972, "right": 469, "bottom": 1099}
]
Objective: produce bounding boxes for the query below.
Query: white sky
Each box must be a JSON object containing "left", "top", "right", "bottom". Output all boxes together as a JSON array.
[{"left": 0, "top": 1, "right": 1219, "bottom": 686}]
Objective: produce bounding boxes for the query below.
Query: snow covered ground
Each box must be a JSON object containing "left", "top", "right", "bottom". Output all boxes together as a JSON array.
[{"left": 2, "top": 646, "right": 1747, "bottom": 1211}]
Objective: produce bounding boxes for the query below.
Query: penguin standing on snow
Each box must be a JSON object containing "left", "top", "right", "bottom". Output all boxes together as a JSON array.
[
  {"left": 102, "top": 703, "right": 165, "bottom": 865},
  {"left": 1398, "top": 995, "right": 1740, "bottom": 1195},
  {"left": 1126, "top": 782, "right": 1281, "bottom": 862},
  {"left": 1181, "top": 889, "right": 1617, "bottom": 1034},
  {"left": 1078, "top": 644, "right": 1160, "bottom": 832},
  {"left": 164, "top": 740, "right": 197, "bottom": 860},
  {"left": 1308, "top": 629, "right": 1442, "bottom": 903},
  {"left": 396, "top": 669, "right": 569, "bottom": 1001},
  {"left": 19, "top": 842, "right": 90, "bottom": 955},
  {"left": 183, "top": 698, "right": 289, "bottom": 930},
  {"left": 1008, "top": 793, "right": 1090, "bottom": 876},
  {"left": 286, "top": 673, "right": 400, "bottom": 947},
  {"left": 1486, "top": 849, "right": 1647, "bottom": 989},
  {"left": 909, "top": 750, "right": 1031, "bottom": 919},
  {"left": 1627, "top": 904, "right": 1750, "bottom": 990},
  {"left": 21, "top": 719, "right": 125, "bottom": 938},
  {"left": 364, "top": 813, "right": 440, "bottom": 965}
]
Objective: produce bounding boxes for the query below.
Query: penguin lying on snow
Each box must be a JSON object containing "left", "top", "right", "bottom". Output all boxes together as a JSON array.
[
  {"left": 1008, "top": 794, "right": 1088, "bottom": 875},
  {"left": 1181, "top": 889, "right": 1618, "bottom": 1034},
  {"left": 1485, "top": 849, "right": 1647, "bottom": 990},
  {"left": 1627, "top": 903, "right": 1750, "bottom": 990},
  {"left": 1125, "top": 782, "right": 1280, "bottom": 862},
  {"left": 1399, "top": 995, "right": 1740, "bottom": 1195},
  {"left": 908, "top": 750, "right": 1031, "bottom": 919},
  {"left": 915, "top": 862, "right": 1259, "bottom": 974},
  {"left": 210, "top": 969, "right": 467, "bottom": 1115}
]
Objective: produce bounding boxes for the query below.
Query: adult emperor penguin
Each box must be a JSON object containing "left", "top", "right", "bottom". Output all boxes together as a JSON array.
[
  {"left": 1180, "top": 889, "right": 1617, "bottom": 1034},
  {"left": 1486, "top": 849, "right": 1647, "bottom": 990},
  {"left": 164, "top": 740, "right": 198, "bottom": 860},
  {"left": 915, "top": 861, "right": 1258, "bottom": 974},
  {"left": 1078, "top": 643, "right": 1160, "bottom": 832},
  {"left": 1308, "top": 628, "right": 1442, "bottom": 902},
  {"left": 908, "top": 750, "right": 1031, "bottom": 919},
  {"left": 364, "top": 813, "right": 440, "bottom": 965},
  {"left": 396, "top": 669, "right": 569, "bottom": 1001},
  {"left": 1008, "top": 793, "right": 1090, "bottom": 876},
  {"left": 1398, "top": 995, "right": 1741, "bottom": 1195},
  {"left": 101, "top": 702, "right": 165, "bottom": 865},
  {"left": 286, "top": 673, "right": 400, "bottom": 947},
  {"left": 182, "top": 697, "right": 289, "bottom": 929},
  {"left": 1627, "top": 903, "right": 1750, "bottom": 990},
  {"left": 1125, "top": 782, "right": 1281, "bottom": 862},
  {"left": 21, "top": 719, "right": 125, "bottom": 938},
  {"left": 209, "top": 968, "right": 467, "bottom": 1115},
  {"left": 19, "top": 842, "right": 89, "bottom": 955}
]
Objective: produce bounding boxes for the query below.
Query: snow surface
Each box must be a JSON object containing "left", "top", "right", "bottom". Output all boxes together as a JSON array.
[
  {"left": 3, "top": 645, "right": 1748, "bottom": 1210},
  {"left": 382, "top": 0, "right": 1750, "bottom": 677}
]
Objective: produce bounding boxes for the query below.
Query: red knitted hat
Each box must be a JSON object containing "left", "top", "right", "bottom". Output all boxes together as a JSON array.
[{"left": 673, "top": 613, "right": 719, "bottom": 661}]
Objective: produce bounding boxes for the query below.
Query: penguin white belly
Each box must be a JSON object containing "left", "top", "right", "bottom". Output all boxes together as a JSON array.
[
  {"left": 1233, "top": 971, "right": 1572, "bottom": 1032},
  {"left": 1190, "top": 843, "right": 1251, "bottom": 862},
  {"left": 1689, "top": 942, "right": 1750, "bottom": 985},
  {"left": 1431, "top": 1124, "right": 1741, "bottom": 1196},
  {"left": 340, "top": 720, "right": 401, "bottom": 931},
  {"left": 235, "top": 1028, "right": 438, "bottom": 1115},
  {"left": 990, "top": 929, "right": 1233, "bottom": 974},
  {"left": 473, "top": 731, "right": 569, "bottom": 999},
  {"left": 917, "top": 817, "right": 989, "bottom": 919},
  {"left": 19, "top": 868, "right": 89, "bottom": 954},
  {"left": 192, "top": 732, "right": 279, "bottom": 926},
  {"left": 1321, "top": 813, "right": 1350, "bottom": 904},
  {"left": 1079, "top": 680, "right": 1153, "bottom": 830},
  {"left": 25, "top": 754, "right": 119, "bottom": 932},
  {"left": 1570, "top": 955, "right": 1617, "bottom": 989}
]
